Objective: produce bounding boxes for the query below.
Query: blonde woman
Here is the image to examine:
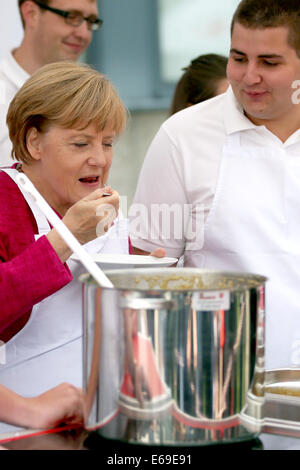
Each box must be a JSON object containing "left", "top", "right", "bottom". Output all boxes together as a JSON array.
[{"left": 0, "top": 62, "right": 143, "bottom": 402}]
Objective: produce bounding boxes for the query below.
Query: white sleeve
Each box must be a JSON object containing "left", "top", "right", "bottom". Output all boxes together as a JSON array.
[{"left": 129, "top": 125, "right": 187, "bottom": 258}]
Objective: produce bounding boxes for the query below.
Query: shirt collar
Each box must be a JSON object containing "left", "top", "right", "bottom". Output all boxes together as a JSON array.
[
  {"left": 223, "top": 86, "right": 300, "bottom": 145},
  {"left": 1, "top": 50, "right": 30, "bottom": 89},
  {"left": 223, "top": 86, "right": 258, "bottom": 135}
]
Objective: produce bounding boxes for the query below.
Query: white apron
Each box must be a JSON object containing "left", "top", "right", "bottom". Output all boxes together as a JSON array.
[
  {"left": 0, "top": 169, "right": 129, "bottom": 397},
  {"left": 186, "top": 133, "right": 300, "bottom": 370}
]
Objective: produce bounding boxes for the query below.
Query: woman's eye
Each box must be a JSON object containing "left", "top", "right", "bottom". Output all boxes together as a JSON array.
[
  {"left": 73, "top": 142, "right": 88, "bottom": 147},
  {"left": 103, "top": 142, "right": 113, "bottom": 148}
]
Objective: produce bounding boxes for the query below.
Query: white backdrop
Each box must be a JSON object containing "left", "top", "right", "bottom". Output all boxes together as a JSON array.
[
  {"left": 158, "top": 0, "right": 240, "bottom": 82},
  {"left": 0, "top": 0, "right": 23, "bottom": 61}
]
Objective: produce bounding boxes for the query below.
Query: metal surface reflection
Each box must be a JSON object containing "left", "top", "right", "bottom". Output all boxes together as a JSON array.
[{"left": 81, "top": 268, "right": 267, "bottom": 445}]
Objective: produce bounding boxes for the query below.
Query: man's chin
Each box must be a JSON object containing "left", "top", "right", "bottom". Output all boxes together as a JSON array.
[
  {"left": 244, "top": 108, "right": 274, "bottom": 124},
  {"left": 60, "top": 52, "right": 83, "bottom": 62}
]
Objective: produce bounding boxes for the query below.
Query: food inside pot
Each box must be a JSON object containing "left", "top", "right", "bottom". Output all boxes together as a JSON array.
[
  {"left": 265, "top": 384, "right": 300, "bottom": 397},
  {"left": 134, "top": 273, "right": 263, "bottom": 291}
]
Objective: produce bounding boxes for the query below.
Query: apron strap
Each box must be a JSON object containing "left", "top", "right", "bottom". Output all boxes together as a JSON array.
[{"left": 1, "top": 168, "right": 51, "bottom": 235}]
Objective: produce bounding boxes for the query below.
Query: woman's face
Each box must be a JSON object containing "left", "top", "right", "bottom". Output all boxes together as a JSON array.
[{"left": 27, "top": 122, "right": 116, "bottom": 215}]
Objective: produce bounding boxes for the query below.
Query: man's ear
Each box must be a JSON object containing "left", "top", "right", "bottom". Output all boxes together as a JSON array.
[
  {"left": 20, "top": 0, "right": 40, "bottom": 29},
  {"left": 26, "top": 127, "right": 42, "bottom": 161}
]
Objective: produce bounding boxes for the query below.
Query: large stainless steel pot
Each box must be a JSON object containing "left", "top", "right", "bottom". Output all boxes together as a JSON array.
[{"left": 80, "top": 268, "right": 267, "bottom": 446}]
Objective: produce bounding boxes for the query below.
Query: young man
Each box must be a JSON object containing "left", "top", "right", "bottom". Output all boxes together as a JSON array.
[
  {"left": 0, "top": 0, "right": 101, "bottom": 165},
  {"left": 131, "top": 0, "right": 300, "bottom": 370}
]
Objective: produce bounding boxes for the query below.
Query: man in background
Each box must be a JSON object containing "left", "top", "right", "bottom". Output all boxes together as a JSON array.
[{"left": 0, "top": 0, "right": 102, "bottom": 165}]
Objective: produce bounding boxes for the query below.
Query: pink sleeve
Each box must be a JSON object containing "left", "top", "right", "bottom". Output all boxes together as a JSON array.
[{"left": 0, "top": 236, "right": 73, "bottom": 334}]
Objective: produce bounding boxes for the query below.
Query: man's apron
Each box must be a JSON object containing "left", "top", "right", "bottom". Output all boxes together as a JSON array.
[
  {"left": 0, "top": 168, "right": 129, "bottom": 397},
  {"left": 186, "top": 132, "right": 300, "bottom": 370}
]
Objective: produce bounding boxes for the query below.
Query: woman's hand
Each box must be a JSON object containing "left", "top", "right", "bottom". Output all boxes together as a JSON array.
[
  {"left": 132, "top": 246, "right": 178, "bottom": 266},
  {"left": 47, "top": 188, "right": 119, "bottom": 262},
  {"left": 63, "top": 187, "right": 119, "bottom": 244},
  {"left": 132, "top": 246, "right": 166, "bottom": 258},
  {"left": 149, "top": 248, "right": 166, "bottom": 258}
]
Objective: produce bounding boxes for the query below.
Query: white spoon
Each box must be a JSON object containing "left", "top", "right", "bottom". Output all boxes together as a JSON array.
[{"left": 16, "top": 173, "right": 114, "bottom": 289}]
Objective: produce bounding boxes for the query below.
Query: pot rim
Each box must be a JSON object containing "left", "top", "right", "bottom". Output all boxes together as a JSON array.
[{"left": 79, "top": 267, "right": 267, "bottom": 292}]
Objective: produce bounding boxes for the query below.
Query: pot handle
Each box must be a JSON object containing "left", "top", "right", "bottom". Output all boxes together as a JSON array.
[{"left": 120, "top": 297, "right": 174, "bottom": 310}]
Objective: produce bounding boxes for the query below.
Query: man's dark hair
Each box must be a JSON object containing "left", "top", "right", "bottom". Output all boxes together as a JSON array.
[
  {"left": 18, "top": 0, "right": 50, "bottom": 28},
  {"left": 231, "top": 0, "right": 300, "bottom": 56}
]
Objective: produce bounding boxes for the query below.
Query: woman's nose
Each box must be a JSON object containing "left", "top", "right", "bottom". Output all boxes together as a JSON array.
[{"left": 87, "top": 148, "right": 107, "bottom": 167}]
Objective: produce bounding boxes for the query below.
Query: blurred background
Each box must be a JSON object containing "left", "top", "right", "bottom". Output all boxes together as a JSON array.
[{"left": 0, "top": 0, "right": 240, "bottom": 209}]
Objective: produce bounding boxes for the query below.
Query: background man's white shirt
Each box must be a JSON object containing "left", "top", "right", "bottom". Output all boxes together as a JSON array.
[{"left": 0, "top": 52, "right": 29, "bottom": 166}]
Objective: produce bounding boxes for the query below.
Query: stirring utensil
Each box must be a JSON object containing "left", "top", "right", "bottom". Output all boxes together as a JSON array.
[{"left": 16, "top": 173, "right": 114, "bottom": 288}]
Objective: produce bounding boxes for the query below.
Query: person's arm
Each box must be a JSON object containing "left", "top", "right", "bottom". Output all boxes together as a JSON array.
[
  {"left": 0, "top": 187, "right": 119, "bottom": 334},
  {"left": 0, "top": 236, "right": 72, "bottom": 334},
  {"left": 0, "top": 383, "right": 83, "bottom": 429},
  {"left": 131, "top": 246, "right": 149, "bottom": 255}
]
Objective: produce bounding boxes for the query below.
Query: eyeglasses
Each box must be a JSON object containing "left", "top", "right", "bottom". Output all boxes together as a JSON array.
[{"left": 33, "top": 1, "right": 103, "bottom": 31}]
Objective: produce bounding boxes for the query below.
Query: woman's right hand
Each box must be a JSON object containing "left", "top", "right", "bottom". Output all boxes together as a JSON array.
[
  {"left": 46, "top": 188, "right": 119, "bottom": 263},
  {"left": 62, "top": 187, "right": 119, "bottom": 244}
]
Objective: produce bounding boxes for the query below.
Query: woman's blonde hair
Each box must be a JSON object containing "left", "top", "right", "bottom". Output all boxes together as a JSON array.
[{"left": 7, "top": 61, "right": 127, "bottom": 164}]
